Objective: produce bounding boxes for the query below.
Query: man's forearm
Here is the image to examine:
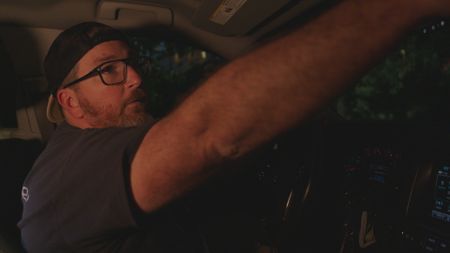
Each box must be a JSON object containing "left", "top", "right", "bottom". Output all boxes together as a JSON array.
[
  {"left": 171, "top": 0, "right": 434, "bottom": 158},
  {"left": 132, "top": 0, "right": 445, "bottom": 212}
]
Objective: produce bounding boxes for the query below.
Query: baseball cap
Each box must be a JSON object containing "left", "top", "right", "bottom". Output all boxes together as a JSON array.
[{"left": 45, "top": 22, "right": 130, "bottom": 123}]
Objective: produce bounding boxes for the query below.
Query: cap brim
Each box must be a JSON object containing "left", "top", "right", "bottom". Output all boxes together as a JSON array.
[{"left": 46, "top": 94, "right": 65, "bottom": 123}]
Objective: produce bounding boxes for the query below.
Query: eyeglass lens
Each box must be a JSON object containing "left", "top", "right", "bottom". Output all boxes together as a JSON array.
[{"left": 99, "top": 60, "right": 127, "bottom": 85}]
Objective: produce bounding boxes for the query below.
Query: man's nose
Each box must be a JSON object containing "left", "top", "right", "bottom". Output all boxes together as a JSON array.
[{"left": 124, "top": 66, "right": 142, "bottom": 89}]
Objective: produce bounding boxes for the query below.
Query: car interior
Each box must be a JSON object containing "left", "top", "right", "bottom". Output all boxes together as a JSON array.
[{"left": 0, "top": 0, "right": 449, "bottom": 252}]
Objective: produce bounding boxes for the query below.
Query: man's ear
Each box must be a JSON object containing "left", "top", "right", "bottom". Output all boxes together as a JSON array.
[{"left": 56, "top": 89, "right": 83, "bottom": 118}]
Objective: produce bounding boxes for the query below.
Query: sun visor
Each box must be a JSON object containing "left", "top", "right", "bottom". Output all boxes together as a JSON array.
[{"left": 96, "top": 0, "right": 173, "bottom": 28}]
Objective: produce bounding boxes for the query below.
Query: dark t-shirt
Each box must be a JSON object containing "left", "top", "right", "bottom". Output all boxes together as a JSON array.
[{"left": 18, "top": 122, "right": 205, "bottom": 253}]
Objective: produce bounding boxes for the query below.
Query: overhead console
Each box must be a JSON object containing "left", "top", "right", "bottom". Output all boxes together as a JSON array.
[{"left": 191, "top": 0, "right": 329, "bottom": 36}]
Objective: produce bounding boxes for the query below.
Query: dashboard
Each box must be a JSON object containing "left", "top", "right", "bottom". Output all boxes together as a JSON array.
[
  {"left": 308, "top": 121, "right": 450, "bottom": 253},
  {"left": 175, "top": 120, "right": 450, "bottom": 253}
]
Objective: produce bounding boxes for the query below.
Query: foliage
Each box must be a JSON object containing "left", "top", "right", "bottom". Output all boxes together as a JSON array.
[
  {"left": 337, "top": 21, "right": 450, "bottom": 121},
  {"left": 132, "top": 21, "right": 450, "bottom": 122},
  {"left": 131, "top": 38, "right": 224, "bottom": 118}
]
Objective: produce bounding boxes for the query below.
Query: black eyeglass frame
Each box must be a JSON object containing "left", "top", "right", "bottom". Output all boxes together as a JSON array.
[{"left": 61, "top": 58, "right": 131, "bottom": 89}]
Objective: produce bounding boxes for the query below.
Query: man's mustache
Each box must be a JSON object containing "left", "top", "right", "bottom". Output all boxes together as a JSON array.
[{"left": 128, "top": 89, "right": 148, "bottom": 104}]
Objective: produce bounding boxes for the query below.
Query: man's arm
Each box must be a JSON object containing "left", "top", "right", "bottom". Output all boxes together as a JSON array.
[{"left": 131, "top": 0, "right": 446, "bottom": 212}]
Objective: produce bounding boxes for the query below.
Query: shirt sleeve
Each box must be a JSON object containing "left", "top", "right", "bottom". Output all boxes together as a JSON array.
[{"left": 54, "top": 123, "right": 153, "bottom": 250}]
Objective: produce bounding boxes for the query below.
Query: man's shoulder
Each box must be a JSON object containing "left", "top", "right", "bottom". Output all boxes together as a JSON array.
[{"left": 49, "top": 120, "right": 154, "bottom": 147}]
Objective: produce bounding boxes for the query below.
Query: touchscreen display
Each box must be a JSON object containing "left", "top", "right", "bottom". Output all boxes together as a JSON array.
[{"left": 431, "top": 166, "right": 450, "bottom": 223}]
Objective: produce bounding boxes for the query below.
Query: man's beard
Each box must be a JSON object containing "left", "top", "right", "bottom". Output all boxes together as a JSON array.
[{"left": 77, "top": 89, "right": 151, "bottom": 128}]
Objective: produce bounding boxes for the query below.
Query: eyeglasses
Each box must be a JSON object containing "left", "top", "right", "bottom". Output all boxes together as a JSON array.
[{"left": 62, "top": 58, "right": 135, "bottom": 89}]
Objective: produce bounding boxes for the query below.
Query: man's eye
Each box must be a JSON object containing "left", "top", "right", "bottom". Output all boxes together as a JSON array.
[{"left": 100, "top": 64, "right": 116, "bottom": 74}]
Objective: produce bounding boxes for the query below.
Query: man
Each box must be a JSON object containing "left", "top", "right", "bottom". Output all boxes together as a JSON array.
[{"left": 19, "top": 0, "right": 450, "bottom": 252}]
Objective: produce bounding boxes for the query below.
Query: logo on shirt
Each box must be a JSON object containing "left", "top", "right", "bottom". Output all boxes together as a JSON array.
[{"left": 21, "top": 186, "right": 30, "bottom": 202}]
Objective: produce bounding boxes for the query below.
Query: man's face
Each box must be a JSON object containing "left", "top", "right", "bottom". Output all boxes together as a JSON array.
[{"left": 69, "top": 40, "right": 150, "bottom": 128}]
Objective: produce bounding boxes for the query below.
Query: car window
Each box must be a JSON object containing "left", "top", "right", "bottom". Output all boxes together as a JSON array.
[
  {"left": 130, "top": 36, "right": 225, "bottom": 118},
  {"left": 336, "top": 20, "right": 450, "bottom": 121}
]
